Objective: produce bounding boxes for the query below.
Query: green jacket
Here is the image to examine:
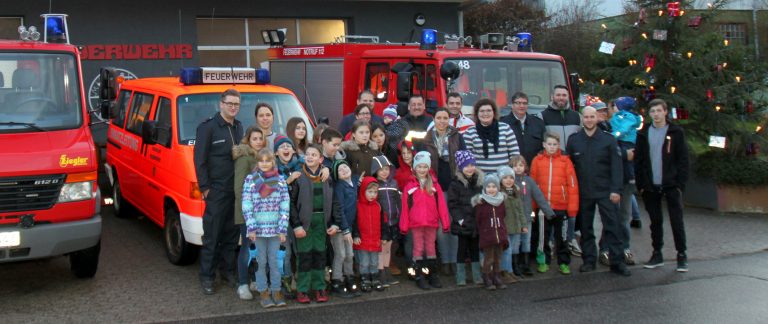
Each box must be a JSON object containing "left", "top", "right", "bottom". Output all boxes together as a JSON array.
[
  {"left": 233, "top": 144, "right": 257, "bottom": 225},
  {"left": 503, "top": 188, "right": 527, "bottom": 234}
]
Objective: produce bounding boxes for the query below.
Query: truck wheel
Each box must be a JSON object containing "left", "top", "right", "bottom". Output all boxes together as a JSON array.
[
  {"left": 112, "top": 175, "right": 131, "bottom": 218},
  {"left": 69, "top": 241, "right": 100, "bottom": 278},
  {"left": 164, "top": 208, "right": 198, "bottom": 265}
]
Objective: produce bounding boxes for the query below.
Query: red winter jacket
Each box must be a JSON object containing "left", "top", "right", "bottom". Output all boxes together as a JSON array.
[
  {"left": 399, "top": 176, "right": 450, "bottom": 234},
  {"left": 353, "top": 177, "right": 386, "bottom": 252},
  {"left": 530, "top": 150, "right": 580, "bottom": 217}
]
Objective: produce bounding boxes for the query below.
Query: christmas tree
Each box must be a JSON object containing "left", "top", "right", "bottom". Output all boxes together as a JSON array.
[{"left": 590, "top": 0, "right": 767, "bottom": 171}]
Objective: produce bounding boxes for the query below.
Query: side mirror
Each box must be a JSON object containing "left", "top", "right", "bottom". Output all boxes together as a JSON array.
[
  {"left": 569, "top": 73, "right": 581, "bottom": 111},
  {"left": 396, "top": 71, "right": 412, "bottom": 102},
  {"left": 155, "top": 124, "right": 172, "bottom": 147},
  {"left": 101, "top": 100, "right": 113, "bottom": 120},
  {"left": 141, "top": 121, "right": 157, "bottom": 145},
  {"left": 439, "top": 61, "right": 460, "bottom": 81},
  {"left": 99, "top": 67, "right": 119, "bottom": 101}
]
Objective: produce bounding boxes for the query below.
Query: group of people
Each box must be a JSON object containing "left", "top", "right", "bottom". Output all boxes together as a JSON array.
[{"left": 192, "top": 85, "right": 690, "bottom": 307}]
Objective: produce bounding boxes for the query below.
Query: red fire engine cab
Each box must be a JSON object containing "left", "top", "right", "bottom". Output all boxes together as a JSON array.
[
  {"left": 0, "top": 14, "right": 101, "bottom": 277},
  {"left": 267, "top": 30, "right": 580, "bottom": 126}
]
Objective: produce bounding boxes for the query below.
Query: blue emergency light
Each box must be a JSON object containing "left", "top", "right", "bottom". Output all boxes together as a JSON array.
[
  {"left": 41, "top": 14, "right": 69, "bottom": 44},
  {"left": 516, "top": 32, "right": 532, "bottom": 51},
  {"left": 420, "top": 29, "right": 437, "bottom": 50},
  {"left": 179, "top": 67, "right": 271, "bottom": 85}
]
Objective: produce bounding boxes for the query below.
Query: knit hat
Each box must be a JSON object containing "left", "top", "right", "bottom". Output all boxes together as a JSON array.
[
  {"left": 332, "top": 159, "right": 351, "bottom": 181},
  {"left": 455, "top": 150, "right": 476, "bottom": 171},
  {"left": 591, "top": 101, "right": 608, "bottom": 111},
  {"left": 483, "top": 173, "right": 500, "bottom": 192},
  {"left": 370, "top": 155, "right": 392, "bottom": 177},
  {"left": 413, "top": 151, "right": 431, "bottom": 168},
  {"left": 273, "top": 135, "right": 294, "bottom": 152},
  {"left": 614, "top": 97, "right": 637, "bottom": 112},
  {"left": 383, "top": 104, "right": 398, "bottom": 120},
  {"left": 498, "top": 166, "right": 515, "bottom": 180}
]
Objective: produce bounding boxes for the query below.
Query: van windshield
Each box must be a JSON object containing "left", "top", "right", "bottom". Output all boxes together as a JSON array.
[
  {"left": 0, "top": 53, "right": 82, "bottom": 133},
  {"left": 177, "top": 92, "right": 312, "bottom": 144},
  {"left": 444, "top": 58, "right": 567, "bottom": 117}
]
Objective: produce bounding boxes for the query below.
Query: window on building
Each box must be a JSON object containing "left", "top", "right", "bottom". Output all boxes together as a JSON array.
[
  {"left": 0, "top": 17, "right": 23, "bottom": 40},
  {"left": 719, "top": 23, "right": 747, "bottom": 45},
  {"left": 196, "top": 18, "right": 346, "bottom": 67}
]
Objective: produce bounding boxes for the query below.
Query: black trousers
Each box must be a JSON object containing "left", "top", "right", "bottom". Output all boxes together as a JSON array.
[
  {"left": 199, "top": 188, "right": 239, "bottom": 281},
  {"left": 579, "top": 197, "right": 624, "bottom": 266},
  {"left": 642, "top": 186, "right": 687, "bottom": 253},
  {"left": 456, "top": 234, "right": 480, "bottom": 263},
  {"left": 543, "top": 211, "right": 570, "bottom": 265}
]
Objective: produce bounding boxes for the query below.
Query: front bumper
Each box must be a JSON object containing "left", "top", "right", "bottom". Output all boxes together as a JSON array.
[{"left": 0, "top": 214, "right": 101, "bottom": 263}]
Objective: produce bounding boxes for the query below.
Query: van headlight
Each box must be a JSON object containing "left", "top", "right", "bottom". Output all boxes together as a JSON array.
[{"left": 59, "top": 181, "right": 94, "bottom": 202}]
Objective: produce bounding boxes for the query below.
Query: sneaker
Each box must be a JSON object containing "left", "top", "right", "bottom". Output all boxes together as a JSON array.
[
  {"left": 537, "top": 263, "right": 549, "bottom": 273},
  {"left": 568, "top": 239, "right": 583, "bottom": 257},
  {"left": 579, "top": 263, "right": 596, "bottom": 272},
  {"left": 599, "top": 251, "right": 610, "bottom": 266},
  {"left": 630, "top": 219, "right": 642, "bottom": 229},
  {"left": 624, "top": 250, "right": 636, "bottom": 266},
  {"left": 272, "top": 291, "right": 287, "bottom": 307},
  {"left": 610, "top": 264, "right": 632, "bottom": 277},
  {"left": 644, "top": 251, "right": 665, "bottom": 269},
  {"left": 295, "top": 291, "right": 311, "bottom": 304},
  {"left": 259, "top": 291, "right": 275, "bottom": 308},
  {"left": 201, "top": 280, "right": 215, "bottom": 295},
  {"left": 315, "top": 290, "right": 329, "bottom": 303},
  {"left": 676, "top": 253, "right": 689, "bottom": 272},
  {"left": 559, "top": 264, "right": 571, "bottom": 275},
  {"left": 237, "top": 284, "right": 253, "bottom": 300}
]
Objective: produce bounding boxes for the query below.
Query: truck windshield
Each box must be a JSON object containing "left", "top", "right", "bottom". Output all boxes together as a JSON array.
[
  {"left": 0, "top": 53, "right": 82, "bottom": 133},
  {"left": 444, "top": 58, "right": 567, "bottom": 116},
  {"left": 177, "top": 92, "right": 312, "bottom": 145}
]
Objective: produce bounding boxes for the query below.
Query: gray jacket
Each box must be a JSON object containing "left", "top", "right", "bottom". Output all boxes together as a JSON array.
[
  {"left": 289, "top": 170, "right": 342, "bottom": 232},
  {"left": 515, "top": 175, "right": 555, "bottom": 221}
]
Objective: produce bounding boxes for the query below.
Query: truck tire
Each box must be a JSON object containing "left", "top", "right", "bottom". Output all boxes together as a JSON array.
[
  {"left": 164, "top": 207, "right": 198, "bottom": 265},
  {"left": 112, "top": 175, "right": 131, "bottom": 218},
  {"left": 69, "top": 241, "right": 100, "bottom": 278}
]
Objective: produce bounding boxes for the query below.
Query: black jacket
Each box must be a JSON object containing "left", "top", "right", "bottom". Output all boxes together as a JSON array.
[
  {"left": 500, "top": 113, "right": 546, "bottom": 166},
  {"left": 193, "top": 113, "right": 243, "bottom": 192},
  {"left": 566, "top": 129, "right": 623, "bottom": 199},
  {"left": 634, "top": 122, "right": 689, "bottom": 191},
  {"left": 538, "top": 105, "right": 582, "bottom": 152},
  {"left": 447, "top": 169, "right": 484, "bottom": 236}
]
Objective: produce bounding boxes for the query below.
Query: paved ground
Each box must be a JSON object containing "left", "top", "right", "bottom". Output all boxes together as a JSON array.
[{"left": 1, "top": 204, "right": 766, "bottom": 323}]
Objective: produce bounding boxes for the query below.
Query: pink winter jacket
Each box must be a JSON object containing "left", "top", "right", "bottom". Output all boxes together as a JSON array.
[{"left": 399, "top": 178, "right": 450, "bottom": 234}]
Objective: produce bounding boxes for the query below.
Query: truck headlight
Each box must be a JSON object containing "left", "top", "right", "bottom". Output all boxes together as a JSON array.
[{"left": 59, "top": 181, "right": 94, "bottom": 202}]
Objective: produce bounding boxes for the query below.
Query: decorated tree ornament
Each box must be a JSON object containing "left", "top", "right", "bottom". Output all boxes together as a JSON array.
[
  {"left": 667, "top": 1, "right": 681, "bottom": 17},
  {"left": 688, "top": 16, "right": 702, "bottom": 28},
  {"left": 643, "top": 88, "right": 656, "bottom": 101},
  {"left": 653, "top": 30, "right": 668, "bottom": 41},
  {"left": 746, "top": 101, "right": 754, "bottom": 114},
  {"left": 706, "top": 89, "right": 714, "bottom": 101},
  {"left": 638, "top": 7, "right": 648, "bottom": 24},
  {"left": 644, "top": 54, "right": 656, "bottom": 70}
]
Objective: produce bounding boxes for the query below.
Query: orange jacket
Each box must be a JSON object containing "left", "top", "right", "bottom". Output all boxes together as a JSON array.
[{"left": 530, "top": 150, "right": 579, "bottom": 217}]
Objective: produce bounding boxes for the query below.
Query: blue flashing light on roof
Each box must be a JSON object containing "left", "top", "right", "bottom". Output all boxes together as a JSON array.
[
  {"left": 256, "top": 68, "right": 270, "bottom": 84},
  {"left": 41, "top": 14, "right": 69, "bottom": 44},
  {"left": 180, "top": 67, "right": 203, "bottom": 85},
  {"left": 515, "top": 32, "right": 532, "bottom": 51},
  {"left": 420, "top": 29, "right": 437, "bottom": 50},
  {"left": 179, "top": 67, "right": 271, "bottom": 85}
]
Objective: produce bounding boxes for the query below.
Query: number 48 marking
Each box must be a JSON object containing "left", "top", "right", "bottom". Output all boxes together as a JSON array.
[{"left": 457, "top": 60, "right": 470, "bottom": 70}]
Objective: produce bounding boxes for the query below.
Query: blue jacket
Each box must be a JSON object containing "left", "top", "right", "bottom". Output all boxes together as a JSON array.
[
  {"left": 610, "top": 110, "right": 641, "bottom": 144},
  {"left": 334, "top": 175, "right": 360, "bottom": 232}
]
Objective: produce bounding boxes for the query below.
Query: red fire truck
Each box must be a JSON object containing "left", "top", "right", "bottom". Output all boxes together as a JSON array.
[
  {"left": 0, "top": 15, "right": 101, "bottom": 277},
  {"left": 267, "top": 31, "right": 579, "bottom": 125}
]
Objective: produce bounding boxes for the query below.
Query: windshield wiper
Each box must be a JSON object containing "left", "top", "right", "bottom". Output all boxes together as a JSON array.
[{"left": 0, "top": 121, "right": 47, "bottom": 132}]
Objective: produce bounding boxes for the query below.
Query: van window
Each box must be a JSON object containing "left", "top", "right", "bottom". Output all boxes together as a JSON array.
[
  {"left": 364, "top": 63, "right": 389, "bottom": 102},
  {"left": 125, "top": 92, "right": 155, "bottom": 135},
  {"left": 155, "top": 97, "right": 172, "bottom": 147},
  {"left": 177, "top": 92, "right": 312, "bottom": 145},
  {"left": 112, "top": 90, "right": 131, "bottom": 128}
]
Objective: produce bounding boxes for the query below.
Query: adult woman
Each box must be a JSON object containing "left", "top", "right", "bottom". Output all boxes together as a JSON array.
[
  {"left": 462, "top": 98, "right": 521, "bottom": 174},
  {"left": 255, "top": 103, "right": 277, "bottom": 151},
  {"left": 344, "top": 104, "right": 374, "bottom": 140},
  {"left": 286, "top": 117, "right": 309, "bottom": 156},
  {"left": 371, "top": 123, "right": 399, "bottom": 169}
]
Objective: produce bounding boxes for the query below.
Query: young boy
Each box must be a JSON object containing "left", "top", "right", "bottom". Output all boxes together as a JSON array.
[
  {"left": 353, "top": 177, "right": 388, "bottom": 292},
  {"left": 330, "top": 160, "right": 359, "bottom": 298},
  {"left": 320, "top": 128, "right": 346, "bottom": 173},
  {"left": 529, "top": 132, "right": 579, "bottom": 275},
  {"left": 371, "top": 155, "right": 402, "bottom": 286},
  {"left": 289, "top": 144, "right": 345, "bottom": 304}
]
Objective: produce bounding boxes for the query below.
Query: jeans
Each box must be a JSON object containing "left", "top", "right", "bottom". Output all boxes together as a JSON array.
[
  {"left": 631, "top": 195, "right": 640, "bottom": 220},
  {"left": 580, "top": 197, "right": 624, "bottom": 267},
  {"left": 436, "top": 218, "right": 458, "bottom": 264},
  {"left": 567, "top": 217, "right": 576, "bottom": 241},
  {"left": 254, "top": 236, "right": 282, "bottom": 292},
  {"left": 355, "top": 250, "right": 379, "bottom": 274},
  {"left": 501, "top": 227, "right": 530, "bottom": 272},
  {"left": 237, "top": 225, "right": 251, "bottom": 285},
  {"left": 642, "top": 186, "right": 687, "bottom": 253},
  {"left": 330, "top": 232, "right": 354, "bottom": 280}
]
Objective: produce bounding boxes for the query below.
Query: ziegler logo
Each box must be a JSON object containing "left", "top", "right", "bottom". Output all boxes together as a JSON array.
[{"left": 60, "top": 155, "right": 89, "bottom": 168}]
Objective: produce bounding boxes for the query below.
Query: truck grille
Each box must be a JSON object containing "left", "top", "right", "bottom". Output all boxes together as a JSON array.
[{"left": 0, "top": 175, "right": 66, "bottom": 213}]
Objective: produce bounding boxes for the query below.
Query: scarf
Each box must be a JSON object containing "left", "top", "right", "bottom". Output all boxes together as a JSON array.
[
  {"left": 481, "top": 192, "right": 505, "bottom": 207},
  {"left": 475, "top": 120, "right": 499, "bottom": 158},
  {"left": 253, "top": 169, "right": 281, "bottom": 198},
  {"left": 433, "top": 129, "right": 450, "bottom": 158},
  {"left": 276, "top": 155, "right": 303, "bottom": 178},
  {"left": 302, "top": 164, "right": 323, "bottom": 183}
]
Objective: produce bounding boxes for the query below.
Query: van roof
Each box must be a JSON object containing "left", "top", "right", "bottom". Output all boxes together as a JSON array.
[{"left": 119, "top": 77, "right": 296, "bottom": 98}]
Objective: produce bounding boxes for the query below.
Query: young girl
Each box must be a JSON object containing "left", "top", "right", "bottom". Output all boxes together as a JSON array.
[
  {"left": 341, "top": 120, "right": 380, "bottom": 177},
  {"left": 372, "top": 155, "right": 401, "bottom": 286},
  {"left": 530, "top": 132, "right": 579, "bottom": 275},
  {"left": 330, "top": 160, "right": 359, "bottom": 298},
  {"left": 371, "top": 123, "right": 400, "bottom": 169},
  {"left": 242, "top": 148, "right": 290, "bottom": 308},
  {"left": 447, "top": 150, "right": 484, "bottom": 286},
  {"left": 508, "top": 156, "right": 555, "bottom": 277},
  {"left": 471, "top": 174, "right": 509, "bottom": 290},
  {"left": 286, "top": 117, "right": 309, "bottom": 156},
  {"left": 353, "top": 177, "right": 388, "bottom": 292},
  {"left": 232, "top": 127, "right": 265, "bottom": 300},
  {"left": 497, "top": 166, "right": 525, "bottom": 283},
  {"left": 394, "top": 140, "right": 415, "bottom": 190},
  {"left": 399, "top": 151, "right": 450, "bottom": 290}
]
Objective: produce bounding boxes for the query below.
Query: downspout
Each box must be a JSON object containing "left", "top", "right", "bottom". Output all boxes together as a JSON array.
[{"left": 753, "top": 8, "right": 760, "bottom": 59}]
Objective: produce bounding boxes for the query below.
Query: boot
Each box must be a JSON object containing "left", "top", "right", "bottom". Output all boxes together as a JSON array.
[
  {"left": 372, "top": 273, "right": 385, "bottom": 291},
  {"left": 449, "top": 263, "right": 457, "bottom": 276},
  {"left": 500, "top": 271, "right": 518, "bottom": 284},
  {"left": 386, "top": 267, "right": 400, "bottom": 285},
  {"left": 345, "top": 275, "right": 362, "bottom": 297},
  {"left": 511, "top": 254, "right": 523, "bottom": 277},
  {"left": 330, "top": 279, "right": 353, "bottom": 298},
  {"left": 520, "top": 253, "right": 534, "bottom": 276},
  {"left": 406, "top": 262, "right": 417, "bottom": 281},
  {"left": 427, "top": 259, "right": 443, "bottom": 288},
  {"left": 493, "top": 272, "right": 508, "bottom": 289},
  {"left": 455, "top": 263, "right": 467, "bottom": 286},
  {"left": 483, "top": 273, "right": 496, "bottom": 290},
  {"left": 389, "top": 263, "right": 402, "bottom": 276},
  {"left": 360, "top": 274, "right": 372, "bottom": 293},
  {"left": 415, "top": 261, "right": 431, "bottom": 290},
  {"left": 441, "top": 262, "right": 452, "bottom": 276},
  {"left": 379, "top": 270, "right": 390, "bottom": 288},
  {"left": 470, "top": 262, "right": 483, "bottom": 285}
]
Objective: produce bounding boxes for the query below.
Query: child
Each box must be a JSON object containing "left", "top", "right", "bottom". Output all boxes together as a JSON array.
[
  {"left": 242, "top": 148, "right": 290, "bottom": 308},
  {"left": 447, "top": 150, "right": 484, "bottom": 286},
  {"left": 286, "top": 117, "right": 310, "bottom": 156},
  {"left": 530, "top": 132, "right": 579, "bottom": 275},
  {"left": 341, "top": 119, "right": 380, "bottom": 177},
  {"left": 610, "top": 96, "right": 641, "bottom": 183},
  {"left": 471, "top": 174, "right": 509, "bottom": 290},
  {"left": 399, "top": 151, "right": 450, "bottom": 290},
  {"left": 497, "top": 166, "right": 525, "bottom": 283},
  {"left": 274, "top": 136, "right": 304, "bottom": 185},
  {"left": 382, "top": 104, "right": 399, "bottom": 126},
  {"left": 320, "top": 128, "right": 346, "bottom": 172},
  {"left": 353, "top": 177, "right": 388, "bottom": 292},
  {"left": 372, "top": 155, "right": 402, "bottom": 286},
  {"left": 289, "top": 144, "right": 345, "bottom": 304},
  {"left": 394, "top": 140, "right": 416, "bottom": 190},
  {"left": 330, "top": 160, "right": 359, "bottom": 298},
  {"left": 509, "top": 156, "right": 555, "bottom": 277}
]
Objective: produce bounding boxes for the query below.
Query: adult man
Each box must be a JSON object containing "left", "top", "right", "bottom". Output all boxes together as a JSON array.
[
  {"left": 338, "top": 90, "right": 383, "bottom": 136},
  {"left": 635, "top": 99, "right": 689, "bottom": 272},
  {"left": 500, "top": 92, "right": 546, "bottom": 167},
  {"left": 426, "top": 92, "right": 475, "bottom": 133},
  {"left": 593, "top": 101, "right": 612, "bottom": 133},
  {"left": 193, "top": 88, "right": 245, "bottom": 294},
  {"left": 387, "top": 95, "right": 434, "bottom": 147},
  {"left": 566, "top": 106, "right": 630, "bottom": 276}
]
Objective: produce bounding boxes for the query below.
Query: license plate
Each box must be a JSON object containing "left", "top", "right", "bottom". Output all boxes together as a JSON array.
[{"left": 0, "top": 231, "right": 20, "bottom": 248}]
